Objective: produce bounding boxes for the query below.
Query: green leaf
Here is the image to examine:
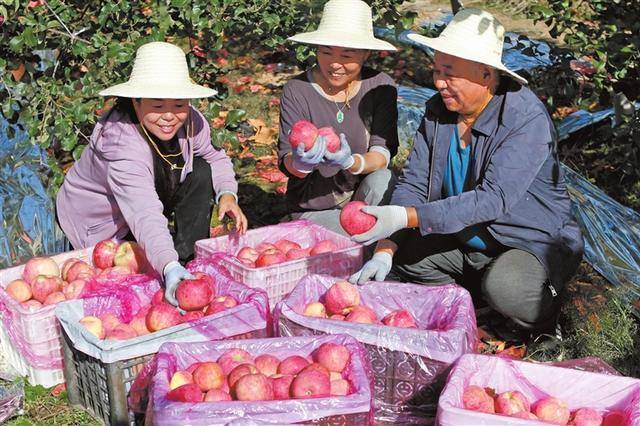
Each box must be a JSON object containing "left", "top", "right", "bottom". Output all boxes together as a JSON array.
[{"left": 225, "top": 109, "right": 246, "bottom": 125}]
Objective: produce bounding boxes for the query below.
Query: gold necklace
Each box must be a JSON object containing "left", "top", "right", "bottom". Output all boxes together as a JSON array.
[{"left": 139, "top": 121, "right": 186, "bottom": 171}]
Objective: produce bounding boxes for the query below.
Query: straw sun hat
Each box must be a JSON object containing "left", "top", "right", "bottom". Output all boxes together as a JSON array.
[
  {"left": 407, "top": 8, "right": 528, "bottom": 85},
  {"left": 288, "top": 0, "right": 396, "bottom": 51},
  {"left": 99, "top": 41, "right": 217, "bottom": 99}
]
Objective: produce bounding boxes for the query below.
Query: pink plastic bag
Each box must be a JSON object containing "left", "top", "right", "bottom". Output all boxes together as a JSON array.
[
  {"left": 274, "top": 274, "right": 478, "bottom": 424},
  {"left": 194, "top": 219, "right": 363, "bottom": 307},
  {"left": 145, "top": 334, "right": 374, "bottom": 425},
  {"left": 437, "top": 353, "right": 640, "bottom": 425}
]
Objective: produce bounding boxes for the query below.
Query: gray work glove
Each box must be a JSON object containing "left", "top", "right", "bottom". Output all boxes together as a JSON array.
[
  {"left": 291, "top": 137, "right": 327, "bottom": 173},
  {"left": 163, "top": 261, "right": 193, "bottom": 308},
  {"left": 323, "top": 134, "right": 355, "bottom": 169},
  {"left": 349, "top": 251, "right": 393, "bottom": 285},
  {"left": 350, "top": 205, "right": 408, "bottom": 246}
]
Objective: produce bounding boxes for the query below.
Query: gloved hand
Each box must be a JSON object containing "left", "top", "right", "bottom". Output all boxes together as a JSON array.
[
  {"left": 351, "top": 205, "right": 408, "bottom": 246},
  {"left": 163, "top": 261, "right": 193, "bottom": 308},
  {"left": 291, "top": 137, "right": 327, "bottom": 173},
  {"left": 348, "top": 251, "right": 393, "bottom": 285},
  {"left": 323, "top": 133, "right": 355, "bottom": 169}
]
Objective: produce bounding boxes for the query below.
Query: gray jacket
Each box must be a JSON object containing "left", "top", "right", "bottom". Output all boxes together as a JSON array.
[{"left": 391, "top": 80, "right": 584, "bottom": 290}]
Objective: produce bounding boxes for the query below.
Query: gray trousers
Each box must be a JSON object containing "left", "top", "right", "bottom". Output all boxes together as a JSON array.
[
  {"left": 389, "top": 231, "right": 559, "bottom": 331},
  {"left": 285, "top": 168, "right": 396, "bottom": 236}
]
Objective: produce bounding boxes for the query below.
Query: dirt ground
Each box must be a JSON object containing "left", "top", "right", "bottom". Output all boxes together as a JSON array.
[{"left": 402, "top": 0, "right": 555, "bottom": 41}]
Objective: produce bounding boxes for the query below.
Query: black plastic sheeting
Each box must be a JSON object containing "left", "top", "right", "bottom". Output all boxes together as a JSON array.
[{"left": 0, "top": 119, "right": 67, "bottom": 268}]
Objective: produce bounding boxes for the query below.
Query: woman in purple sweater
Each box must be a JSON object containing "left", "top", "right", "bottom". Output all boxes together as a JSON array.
[
  {"left": 56, "top": 42, "right": 247, "bottom": 306},
  {"left": 278, "top": 0, "right": 399, "bottom": 235}
]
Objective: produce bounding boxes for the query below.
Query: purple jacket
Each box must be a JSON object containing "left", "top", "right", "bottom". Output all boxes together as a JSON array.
[
  {"left": 391, "top": 80, "right": 584, "bottom": 290},
  {"left": 56, "top": 106, "right": 238, "bottom": 274}
]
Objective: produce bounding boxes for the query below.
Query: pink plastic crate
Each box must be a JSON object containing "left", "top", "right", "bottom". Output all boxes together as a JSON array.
[
  {"left": 437, "top": 354, "right": 640, "bottom": 426},
  {"left": 194, "top": 220, "right": 363, "bottom": 307}
]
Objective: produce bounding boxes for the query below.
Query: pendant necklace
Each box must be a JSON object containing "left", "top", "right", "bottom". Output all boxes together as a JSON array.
[
  {"left": 333, "top": 82, "right": 352, "bottom": 124},
  {"left": 139, "top": 121, "right": 188, "bottom": 171}
]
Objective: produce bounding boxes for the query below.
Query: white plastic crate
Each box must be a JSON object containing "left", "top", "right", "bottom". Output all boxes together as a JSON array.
[
  {"left": 0, "top": 247, "right": 94, "bottom": 386},
  {"left": 194, "top": 220, "right": 363, "bottom": 307}
]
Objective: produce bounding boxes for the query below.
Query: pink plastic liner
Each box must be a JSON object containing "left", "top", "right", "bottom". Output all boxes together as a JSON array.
[
  {"left": 144, "top": 334, "right": 374, "bottom": 425},
  {"left": 273, "top": 274, "right": 478, "bottom": 362},
  {"left": 436, "top": 353, "right": 640, "bottom": 426}
]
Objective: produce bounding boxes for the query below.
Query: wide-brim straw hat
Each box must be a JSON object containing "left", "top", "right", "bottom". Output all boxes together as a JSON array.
[
  {"left": 288, "top": 0, "right": 396, "bottom": 51},
  {"left": 99, "top": 42, "right": 217, "bottom": 99},
  {"left": 407, "top": 8, "right": 528, "bottom": 85}
]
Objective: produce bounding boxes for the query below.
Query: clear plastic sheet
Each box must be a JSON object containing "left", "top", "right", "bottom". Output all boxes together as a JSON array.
[
  {"left": 273, "top": 274, "right": 477, "bottom": 424},
  {"left": 144, "top": 334, "right": 373, "bottom": 425},
  {"left": 436, "top": 353, "right": 640, "bottom": 426},
  {"left": 55, "top": 256, "right": 269, "bottom": 364},
  {"left": 0, "top": 119, "right": 67, "bottom": 269},
  {"left": 0, "top": 377, "right": 23, "bottom": 423}
]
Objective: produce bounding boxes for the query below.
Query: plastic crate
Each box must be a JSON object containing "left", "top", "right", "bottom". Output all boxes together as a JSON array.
[
  {"left": 145, "top": 334, "right": 373, "bottom": 425},
  {"left": 0, "top": 247, "right": 95, "bottom": 386},
  {"left": 194, "top": 220, "right": 363, "bottom": 307},
  {"left": 62, "top": 326, "right": 268, "bottom": 426},
  {"left": 275, "top": 276, "right": 477, "bottom": 425}
]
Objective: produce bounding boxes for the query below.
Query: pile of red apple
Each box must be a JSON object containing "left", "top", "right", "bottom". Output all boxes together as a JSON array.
[
  {"left": 302, "top": 280, "right": 418, "bottom": 328},
  {"left": 4, "top": 240, "right": 146, "bottom": 312},
  {"left": 463, "top": 385, "right": 625, "bottom": 425},
  {"left": 289, "top": 120, "right": 340, "bottom": 153},
  {"left": 166, "top": 342, "right": 354, "bottom": 403},
  {"left": 80, "top": 272, "right": 239, "bottom": 340},
  {"left": 235, "top": 239, "right": 338, "bottom": 268},
  {"left": 339, "top": 201, "right": 377, "bottom": 236}
]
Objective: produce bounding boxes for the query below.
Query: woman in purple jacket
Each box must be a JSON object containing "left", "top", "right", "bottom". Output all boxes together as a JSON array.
[
  {"left": 56, "top": 42, "right": 247, "bottom": 306},
  {"left": 277, "top": 0, "right": 399, "bottom": 235}
]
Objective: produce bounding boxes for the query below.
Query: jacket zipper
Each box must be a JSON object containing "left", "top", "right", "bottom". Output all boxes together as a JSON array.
[{"left": 428, "top": 120, "right": 438, "bottom": 203}]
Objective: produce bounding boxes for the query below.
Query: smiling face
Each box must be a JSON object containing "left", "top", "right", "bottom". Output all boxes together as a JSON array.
[
  {"left": 432, "top": 51, "right": 496, "bottom": 117},
  {"left": 133, "top": 98, "right": 189, "bottom": 141},
  {"left": 315, "top": 46, "right": 370, "bottom": 93}
]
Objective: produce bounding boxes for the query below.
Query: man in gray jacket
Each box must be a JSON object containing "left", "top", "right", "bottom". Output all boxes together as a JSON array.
[{"left": 348, "top": 9, "right": 584, "bottom": 335}]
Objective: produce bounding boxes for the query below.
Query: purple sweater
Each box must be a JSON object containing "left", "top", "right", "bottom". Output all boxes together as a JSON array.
[{"left": 56, "top": 106, "right": 238, "bottom": 274}]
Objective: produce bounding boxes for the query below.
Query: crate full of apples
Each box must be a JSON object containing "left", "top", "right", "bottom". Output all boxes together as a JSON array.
[
  {"left": 194, "top": 219, "right": 363, "bottom": 308},
  {"left": 0, "top": 239, "right": 154, "bottom": 387},
  {"left": 142, "top": 334, "right": 373, "bottom": 425},
  {"left": 56, "top": 256, "right": 269, "bottom": 426},
  {"left": 437, "top": 354, "right": 640, "bottom": 426},
  {"left": 274, "top": 274, "right": 477, "bottom": 424}
]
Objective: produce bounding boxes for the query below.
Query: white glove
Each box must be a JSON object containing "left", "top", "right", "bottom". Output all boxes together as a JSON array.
[
  {"left": 349, "top": 251, "right": 393, "bottom": 285},
  {"left": 351, "top": 205, "right": 408, "bottom": 246}
]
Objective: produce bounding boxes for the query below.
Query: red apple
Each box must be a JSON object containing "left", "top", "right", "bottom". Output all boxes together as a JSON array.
[
  {"left": 300, "top": 362, "right": 330, "bottom": 378},
  {"left": 534, "top": 397, "right": 570, "bottom": 425},
  {"left": 314, "top": 343, "right": 350, "bottom": 373},
  {"left": 289, "top": 120, "right": 319, "bottom": 152},
  {"left": 286, "top": 248, "right": 311, "bottom": 261},
  {"left": 63, "top": 279, "right": 86, "bottom": 300},
  {"left": 270, "top": 374, "right": 295, "bottom": 400},
  {"left": 339, "top": 201, "right": 377, "bottom": 236},
  {"left": 570, "top": 407, "right": 603, "bottom": 426},
  {"left": 277, "top": 355, "right": 309, "bottom": 375},
  {"left": 236, "top": 246, "right": 259, "bottom": 263},
  {"left": 330, "top": 379, "right": 350, "bottom": 396},
  {"left": 175, "top": 276, "right": 213, "bottom": 311},
  {"left": 192, "top": 362, "right": 225, "bottom": 392},
  {"left": 100, "top": 313, "right": 121, "bottom": 331},
  {"left": 5, "top": 279, "right": 32, "bottom": 303},
  {"left": 79, "top": 316, "right": 105, "bottom": 339},
  {"left": 65, "top": 260, "right": 94, "bottom": 283},
  {"left": 31, "top": 275, "right": 63, "bottom": 303},
  {"left": 255, "top": 242, "right": 277, "bottom": 253},
  {"left": 113, "top": 241, "right": 147, "bottom": 273},
  {"left": 204, "top": 389, "right": 232, "bottom": 402},
  {"left": 382, "top": 309, "right": 418, "bottom": 328},
  {"left": 495, "top": 390, "right": 530, "bottom": 416},
  {"left": 169, "top": 370, "right": 193, "bottom": 390},
  {"left": 205, "top": 295, "right": 238, "bottom": 316},
  {"left": 129, "top": 316, "right": 150, "bottom": 336},
  {"left": 345, "top": 304, "right": 378, "bottom": 324},
  {"left": 303, "top": 302, "right": 327, "bottom": 318},
  {"left": 105, "top": 323, "right": 137, "bottom": 340},
  {"left": 181, "top": 310, "right": 205, "bottom": 323},
  {"left": 273, "top": 239, "right": 301, "bottom": 254},
  {"left": 317, "top": 127, "right": 340, "bottom": 153},
  {"left": 22, "top": 257, "right": 59, "bottom": 283},
  {"left": 255, "top": 251, "right": 286, "bottom": 267},
  {"left": 462, "top": 385, "right": 495, "bottom": 413},
  {"left": 217, "top": 348, "right": 253, "bottom": 375},
  {"left": 166, "top": 383, "right": 203, "bottom": 402},
  {"left": 228, "top": 363, "right": 259, "bottom": 389},
  {"left": 310, "top": 240, "right": 338, "bottom": 256},
  {"left": 603, "top": 411, "right": 625, "bottom": 426},
  {"left": 234, "top": 373, "right": 274, "bottom": 401},
  {"left": 145, "top": 304, "right": 181, "bottom": 332},
  {"left": 92, "top": 239, "right": 119, "bottom": 269},
  {"left": 61, "top": 258, "right": 82, "bottom": 281},
  {"left": 291, "top": 370, "right": 330, "bottom": 399},
  {"left": 21, "top": 299, "right": 42, "bottom": 311},
  {"left": 151, "top": 289, "right": 167, "bottom": 305},
  {"left": 324, "top": 280, "right": 360, "bottom": 315},
  {"left": 255, "top": 354, "right": 280, "bottom": 377}
]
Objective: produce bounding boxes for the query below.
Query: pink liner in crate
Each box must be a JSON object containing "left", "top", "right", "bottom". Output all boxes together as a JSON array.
[
  {"left": 274, "top": 274, "right": 478, "bottom": 424},
  {"left": 194, "top": 219, "right": 363, "bottom": 307},
  {"left": 145, "top": 334, "right": 374, "bottom": 425},
  {"left": 437, "top": 353, "right": 640, "bottom": 426},
  {"left": 0, "top": 244, "right": 159, "bottom": 386}
]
